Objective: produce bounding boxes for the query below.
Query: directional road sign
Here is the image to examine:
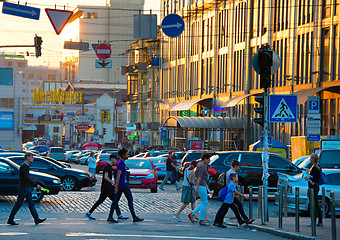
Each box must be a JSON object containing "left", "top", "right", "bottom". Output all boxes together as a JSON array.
[
  {"left": 45, "top": 8, "right": 73, "bottom": 35},
  {"left": 161, "top": 14, "right": 185, "bottom": 38},
  {"left": 269, "top": 95, "right": 298, "bottom": 123},
  {"left": 95, "top": 60, "right": 112, "bottom": 68},
  {"left": 95, "top": 43, "right": 111, "bottom": 59},
  {"left": 2, "top": 2, "right": 40, "bottom": 20},
  {"left": 307, "top": 135, "right": 321, "bottom": 142}
]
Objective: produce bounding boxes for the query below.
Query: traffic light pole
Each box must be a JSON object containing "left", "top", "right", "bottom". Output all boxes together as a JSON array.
[{"left": 262, "top": 87, "right": 270, "bottom": 222}]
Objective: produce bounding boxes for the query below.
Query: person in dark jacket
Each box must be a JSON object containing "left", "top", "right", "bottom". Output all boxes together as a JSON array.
[
  {"left": 7, "top": 152, "right": 46, "bottom": 225},
  {"left": 159, "top": 151, "right": 181, "bottom": 191},
  {"left": 304, "top": 153, "right": 323, "bottom": 226}
]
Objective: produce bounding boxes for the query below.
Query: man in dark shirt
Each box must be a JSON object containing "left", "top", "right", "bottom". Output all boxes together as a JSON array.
[
  {"left": 159, "top": 151, "right": 181, "bottom": 191},
  {"left": 7, "top": 152, "right": 46, "bottom": 225},
  {"left": 84, "top": 154, "right": 127, "bottom": 221},
  {"left": 304, "top": 153, "right": 323, "bottom": 226}
]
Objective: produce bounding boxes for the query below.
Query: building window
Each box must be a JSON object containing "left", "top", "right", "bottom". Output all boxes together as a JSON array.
[
  {"left": 86, "top": 12, "right": 98, "bottom": 19},
  {"left": 28, "top": 73, "right": 34, "bottom": 79},
  {"left": 48, "top": 74, "right": 56, "bottom": 80},
  {"left": 53, "top": 127, "right": 59, "bottom": 133},
  {"left": 0, "top": 98, "right": 14, "bottom": 108},
  {"left": 17, "top": 62, "right": 26, "bottom": 67}
]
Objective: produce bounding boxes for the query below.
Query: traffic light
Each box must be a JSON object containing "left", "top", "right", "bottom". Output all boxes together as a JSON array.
[
  {"left": 60, "top": 113, "right": 64, "bottom": 121},
  {"left": 254, "top": 95, "right": 264, "bottom": 127},
  {"left": 34, "top": 34, "right": 42, "bottom": 58},
  {"left": 103, "top": 128, "right": 106, "bottom": 135},
  {"left": 258, "top": 47, "right": 272, "bottom": 89}
]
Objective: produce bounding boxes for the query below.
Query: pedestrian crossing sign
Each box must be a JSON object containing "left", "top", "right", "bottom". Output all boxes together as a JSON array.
[{"left": 269, "top": 95, "right": 297, "bottom": 123}]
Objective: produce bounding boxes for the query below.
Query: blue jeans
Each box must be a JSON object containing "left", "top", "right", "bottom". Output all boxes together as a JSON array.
[
  {"left": 8, "top": 186, "right": 39, "bottom": 222},
  {"left": 160, "top": 171, "right": 178, "bottom": 189},
  {"left": 192, "top": 186, "right": 208, "bottom": 220},
  {"left": 108, "top": 183, "right": 136, "bottom": 219}
]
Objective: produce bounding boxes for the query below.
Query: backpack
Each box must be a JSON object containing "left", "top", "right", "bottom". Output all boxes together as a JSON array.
[
  {"left": 318, "top": 167, "right": 327, "bottom": 185},
  {"left": 218, "top": 186, "right": 228, "bottom": 202}
]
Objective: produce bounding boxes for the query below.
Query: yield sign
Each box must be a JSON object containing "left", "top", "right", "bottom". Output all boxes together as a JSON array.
[{"left": 45, "top": 8, "right": 73, "bottom": 35}]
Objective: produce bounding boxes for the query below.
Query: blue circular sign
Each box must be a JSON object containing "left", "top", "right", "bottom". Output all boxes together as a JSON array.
[{"left": 161, "top": 14, "right": 185, "bottom": 38}]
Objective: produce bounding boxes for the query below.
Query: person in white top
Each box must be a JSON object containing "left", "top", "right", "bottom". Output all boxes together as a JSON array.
[
  {"left": 88, "top": 151, "right": 97, "bottom": 189},
  {"left": 173, "top": 160, "right": 198, "bottom": 222}
]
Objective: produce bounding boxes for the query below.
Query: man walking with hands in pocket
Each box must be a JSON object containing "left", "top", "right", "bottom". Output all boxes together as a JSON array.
[{"left": 7, "top": 152, "right": 46, "bottom": 225}]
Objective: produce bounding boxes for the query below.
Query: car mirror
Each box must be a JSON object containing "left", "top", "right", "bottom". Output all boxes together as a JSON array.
[{"left": 155, "top": 167, "right": 161, "bottom": 171}]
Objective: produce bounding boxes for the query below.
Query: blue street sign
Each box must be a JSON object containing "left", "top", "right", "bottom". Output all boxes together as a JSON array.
[
  {"left": 95, "top": 60, "right": 112, "bottom": 68},
  {"left": 269, "top": 95, "right": 298, "bottom": 123},
  {"left": 94, "top": 130, "right": 99, "bottom": 136},
  {"left": 308, "top": 96, "right": 320, "bottom": 114},
  {"left": 160, "top": 128, "right": 167, "bottom": 141},
  {"left": 307, "top": 135, "right": 321, "bottom": 142},
  {"left": 161, "top": 14, "right": 185, "bottom": 38},
  {"left": 2, "top": 2, "right": 40, "bottom": 20},
  {"left": 46, "top": 136, "right": 50, "bottom": 140}
]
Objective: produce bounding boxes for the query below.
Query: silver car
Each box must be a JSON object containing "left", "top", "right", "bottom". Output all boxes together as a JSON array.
[
  {"left": 275, "top": 169, "right": 340, "bottom": 215},
  {"left": 148, "top": 157, "right": 167, "bottom": 179}
]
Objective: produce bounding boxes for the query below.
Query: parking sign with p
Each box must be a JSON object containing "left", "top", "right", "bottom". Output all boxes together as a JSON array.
[{"left": 308, "top": 96, "right": 320, "bottom": 114}]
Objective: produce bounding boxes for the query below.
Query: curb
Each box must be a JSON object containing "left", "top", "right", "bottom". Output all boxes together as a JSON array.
[{"left": 225, "top": 223, "right": 318, "bottom": 240}]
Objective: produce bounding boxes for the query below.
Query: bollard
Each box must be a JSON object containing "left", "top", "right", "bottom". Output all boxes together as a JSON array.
[
  {"left": 330, "top": 192, "right": 337, "bottom": 240},
  {"left": 261, "top": 186, "right": 265, "bottom": 225},
  {"left": 258, "top": 186, "right": 262, "bottom": 220},
  {"left": 284, "top": 185, "right": 288, "bottom": 217},
  {"left": 249, "top": 186, "right": 253, "bottom": 219},
  {"left": 309, "top": 189, "right": 316, "bottom": 236},
  {"left": 295, "top": 187, "right": 300, "bottom": 232},
  {"left": 241, "top": 186, "right": 245, "bottom": 206},
  {"left": 278, "top": 185, "right": 283, "bottom": 229},
  {"left": 322, "top": 187, "right": 325, "bottom": 219}
]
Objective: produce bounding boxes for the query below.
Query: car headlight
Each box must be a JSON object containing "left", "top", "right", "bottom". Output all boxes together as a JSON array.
[
  {"left": 145, "top": 173, "right": 155, "bottom": 179},
  {"left": 53, "top": 179, "right": 60, "bottom": 184}
]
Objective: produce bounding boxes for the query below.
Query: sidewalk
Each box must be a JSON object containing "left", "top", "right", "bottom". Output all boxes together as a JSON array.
[{"left": 225, "top": 216, "right": 339, "bottom": 240}]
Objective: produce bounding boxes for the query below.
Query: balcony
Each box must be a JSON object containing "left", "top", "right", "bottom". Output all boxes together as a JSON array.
[
  {"left": 134, "top": 62, "right": 147, "bottom": 72},
  {"left": 126, "top": 65, "right": 137, "bottom": 75}
]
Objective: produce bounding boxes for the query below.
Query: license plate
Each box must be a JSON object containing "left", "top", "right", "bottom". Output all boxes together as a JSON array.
[{"left": 129, "top": 180, "right": 142, "bottom": 185}]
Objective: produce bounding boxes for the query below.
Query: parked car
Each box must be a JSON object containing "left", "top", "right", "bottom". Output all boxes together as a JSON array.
[
  {"left": 28, "top": 145, "right": 50, "bottom": 156},
  {"left": 292, "top": 155, "right": 309, "bottom": 166},
  {"left": 207, "top": 151, "right": 302, "bottom": 195},
  {"left": 274, "top": 169, "right": 340, "bottom": 215},
  {"left": 131, "top": 152, "right": 148, "bottom": 158},
  {"left": 125, "top": 158, "right": 159, "bottom": 193},
  {"left": 23, "top": 141, "right": 35, "bottom": 150},
  {"left": 42, "top": 156, "right": 72, "bottom": 168},
  {"left": 65, "top": 150, "right": 81, "bottom": 162},
  {"left": 7, "top": 156, "right": 96, "bottom": 191},
  {"left": 48, "top": 147, "right": 65, "bottom": 161},
  {"left": 80, "top": 151, "right": 99, "bottom": 165},
  {"left": 69, "top": 150, "right": 93, "bottom": 164},
  {"left": 0, "top": 157, "right": 61, "bottom": 202},
  {"left": 148, "top": 157, "right": 167, "bottom": 179},
  {"left": 99, "top": 148, "right": 119, "bottom": 154},
  {"left": 179, "top": 151, "right": 213, "bottom": 178}
]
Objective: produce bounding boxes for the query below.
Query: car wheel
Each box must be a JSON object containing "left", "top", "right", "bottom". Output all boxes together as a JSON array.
[
  {"left": 151, "top": 184, "right": 158, "bottom": 193},
  {"left": 62, "top": 176, "right": 77, "bottom": 191},
  {"left": 317, "top": 196, "right": 330, "bottom": 216},
  {"left": 30, "top": 186, "right": 44, "bottom": 202}
]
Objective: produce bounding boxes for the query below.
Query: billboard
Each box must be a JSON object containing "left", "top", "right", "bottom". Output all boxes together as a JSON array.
[
  {"left": 0, "top": 112, "right": 14, "bottom": 130},
  {"left": 0, "top": 68, "right": 13, "bottom": 86},
  {"left": 22, "top": 124, "right": 38, "bottom": 130},
  {"left": 24, "top": 105, "right": 63, "bottom": 124}
]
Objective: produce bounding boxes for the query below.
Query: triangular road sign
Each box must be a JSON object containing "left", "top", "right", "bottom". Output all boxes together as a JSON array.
[
  {"left": 45, "top": 8, "right": 73, "bottom": 35},
  {"left": 272, "top": 98, "right": 295, "bottom": 120}
]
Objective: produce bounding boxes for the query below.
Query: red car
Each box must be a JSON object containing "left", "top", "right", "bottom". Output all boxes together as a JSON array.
[
  {"left": 95, "top": 153, "right": 112, "bottom": 173},
  {"left": 125, "top": 158, "right": 160, "bottom": 193}
]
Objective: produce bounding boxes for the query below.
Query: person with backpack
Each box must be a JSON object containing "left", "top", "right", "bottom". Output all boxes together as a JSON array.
[
  {"left": 173, "top": 160, "right": 198, "bottom": 222},
  {"left": 218, "top": 160, "right": 254, "bottom": 225},
  {"left": 304, "top": 153, "right": 323, "bottom": 227},
  {"left": 213, "top": 173, "right": 248, "bottom": 228}
]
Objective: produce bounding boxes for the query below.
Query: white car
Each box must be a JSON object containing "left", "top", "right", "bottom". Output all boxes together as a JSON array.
[
  {"left": 275, "top": 169, "right": 340, "bottom": 216},
  {"left": 65, "top": 150, "right": 81, "bottom": 161}
]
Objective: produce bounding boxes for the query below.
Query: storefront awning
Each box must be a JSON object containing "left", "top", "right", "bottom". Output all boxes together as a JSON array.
[
  {"left": 170, "top": 98, "right": 212, "bottom": 111},
  {"left": 85, "top": 127, "right": 95, "bottom": 134},
  {"left": 222, "top": 93, "right": 259, "bottom": 108},
  {"left": 163, "top": 116, "right": 244, "bottom": 129},
  {"left": 295, "top": 86, "right": 332, "bottom": 104}
]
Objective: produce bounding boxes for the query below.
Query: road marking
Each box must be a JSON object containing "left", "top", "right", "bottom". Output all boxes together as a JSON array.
[
  {"left": 66, "top": 232, "right": 248, "bottom": 240},
  {"left": 23, "top": 223, "right": 51, "bottom": 225},
  {"left": 61, "top": 223, "right": 86, "bottom": 225},
  {"left": 66, "top": 218, "right": 85, "bottom": 220},
  {"left": 0, "top": 232, "right": 29, "bottom": 236}
]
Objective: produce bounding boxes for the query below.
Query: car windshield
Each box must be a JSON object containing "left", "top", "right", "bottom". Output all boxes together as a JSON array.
[
  {"left": 184, "top": 153, "right": 204, "bottom": 162},
  {"left": 125, "top": 160, "right": 152, "bottom": 169},
  {"left": 298, "top": 157, "right": 312, "bottom": 169},
  {"left": 51, "top": 148, "right": 63, "bottom": 153},
  {"left": 209, "top": 155, "right": 220, "bottom": 165}
]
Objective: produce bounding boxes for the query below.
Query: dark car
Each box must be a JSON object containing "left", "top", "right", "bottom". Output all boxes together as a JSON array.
[
  {"left": 207, "top": 151, "right": 302, "bottom": 195},
  {"left": 0, "top": 157, "right": 61, "bottom": 202},
  {"left": 7, "top": 156, "right": 96, "bottom": 191},
  {"left": 28, "top": 145, "right": 50, "bottom": 156},
  {"left": 42, "top": 156, "right": 72, "bottom": 168},
  {"left": 179, "top": 151, "right": 213, "bottom": 178}
]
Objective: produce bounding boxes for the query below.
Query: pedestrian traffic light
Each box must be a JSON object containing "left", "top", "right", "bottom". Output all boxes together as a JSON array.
[
  {"left": 254, "top": 95, "right": 264, "bottom": 127},
  {"left": 34, "top": 34, "right": 42, "bottom": 58},
  {"left": 258, "top": 46, "right": 272, "bottom": 89},
  {"left": 103, "top": 128, "right": 106, "bottom": 135}
]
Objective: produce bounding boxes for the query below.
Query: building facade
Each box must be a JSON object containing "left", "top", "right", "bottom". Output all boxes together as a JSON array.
[
  {"left": 62, "top": 0, "right": 144, "bottom": 84},
  {"left": 159, "top": 0, "right": 340, "bottom": 151}
]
